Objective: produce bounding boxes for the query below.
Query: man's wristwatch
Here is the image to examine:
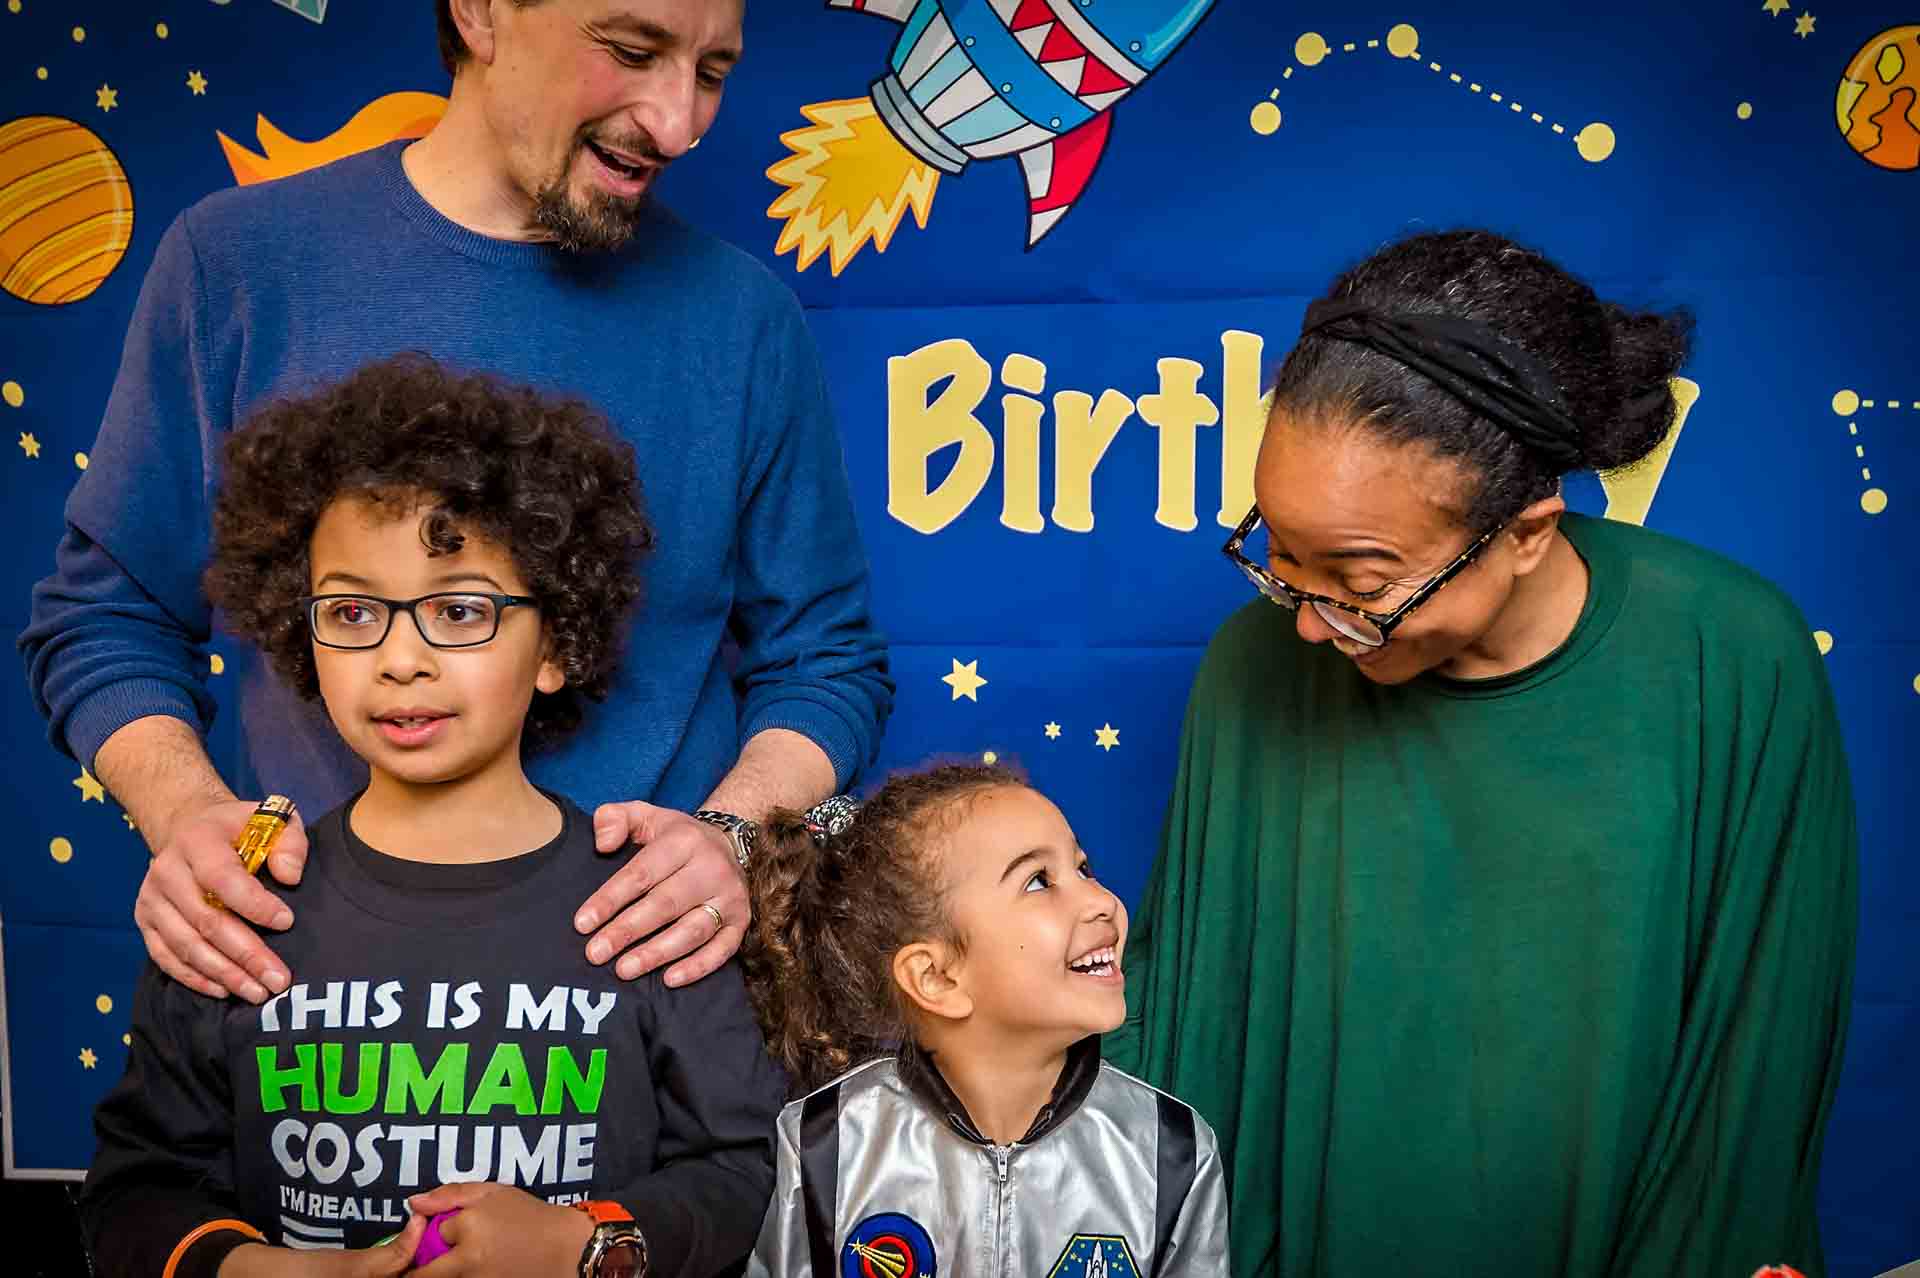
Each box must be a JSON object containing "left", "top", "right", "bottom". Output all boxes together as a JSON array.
[
  {"left": 575, "top": 1200, "right": 648, "bottom": 1278},
  {"left": 692, "top": 809, "right": 758, "bottom": 868}
]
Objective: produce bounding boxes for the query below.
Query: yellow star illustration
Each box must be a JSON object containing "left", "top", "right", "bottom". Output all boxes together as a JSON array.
[
  {"left": 79, "top": 1048, "right": 98, "bottom": 1069},
  {"left": 74, "top": 768, "right": 106, "bottom": 803},
  {"left": 95, "top": 83, "right": 117, "bottom": 112},
  {"left": 1761, "top": 0, "right": 1788, "bottom": 14},
  {"left": 1794, "top": 12, "right": 1815, "bottom": 36},
  {"left": 1094, "top": 723, "right": 1120, "bottom": 752},
  {"left": 18, "top": 432, "right": 40, "bottom": 458},
  {"left": 1044, "top": 722, "right": 1062, "bottom": 739},
  {"left": 942, "top": 658, "right": 987, "bottom": 702},
  {"left": 186, "top": 70, "right": 209, "bottom": 95}
]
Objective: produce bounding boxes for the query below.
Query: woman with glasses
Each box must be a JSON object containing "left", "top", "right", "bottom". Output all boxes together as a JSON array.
[{"left": 1107, "top": 230, "right": 1857, "bottom": 1278}]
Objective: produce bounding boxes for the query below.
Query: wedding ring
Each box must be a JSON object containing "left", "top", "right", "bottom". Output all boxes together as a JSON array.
[{"left": 699, "top": 902, "right": 724, "bottom": 933}]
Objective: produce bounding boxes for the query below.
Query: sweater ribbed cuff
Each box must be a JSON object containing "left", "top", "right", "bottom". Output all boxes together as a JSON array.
[
  {"left": 64, "top": 677, "right": 208, "bottom": 774},
  {"left": 742, "top": 704, "right": 861, "bottom": 791}
]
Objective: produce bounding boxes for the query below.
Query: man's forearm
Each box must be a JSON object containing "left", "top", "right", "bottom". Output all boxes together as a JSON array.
[
  {"left": 94, "top": 714, "right": 234, "bottom": 854},
  {"left": 700, "top": 727, "right": 835, "bottom": 822}
]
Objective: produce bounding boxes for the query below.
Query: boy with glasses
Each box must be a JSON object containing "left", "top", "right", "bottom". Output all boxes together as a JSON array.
[{"left": 80, "top": 354, "right": 787, "bottom": 1278}]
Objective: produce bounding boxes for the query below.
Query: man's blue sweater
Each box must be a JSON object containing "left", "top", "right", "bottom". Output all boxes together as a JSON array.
[{"left": 21, "top": 142, "right": 891, "bottom": 817}]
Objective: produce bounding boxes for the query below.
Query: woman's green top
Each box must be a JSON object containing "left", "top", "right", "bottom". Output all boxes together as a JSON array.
[{"left": 1109, "top": 514, "right": 1857, "bottom": 1278}]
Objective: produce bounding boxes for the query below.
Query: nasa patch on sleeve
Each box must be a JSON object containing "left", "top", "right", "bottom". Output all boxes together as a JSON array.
[{"left": 1047, "top": 1234, "right": 1141, "bottom": 1277}]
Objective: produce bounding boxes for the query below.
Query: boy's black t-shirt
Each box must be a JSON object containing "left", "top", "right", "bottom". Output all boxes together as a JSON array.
[{"left": 82, "top": 795, "right": 787, "bottom": 1278}]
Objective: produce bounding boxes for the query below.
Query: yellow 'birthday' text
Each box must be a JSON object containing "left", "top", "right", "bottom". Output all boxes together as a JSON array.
[{"left": 887, "top": 332, "right": 1270, "bottom": 535}]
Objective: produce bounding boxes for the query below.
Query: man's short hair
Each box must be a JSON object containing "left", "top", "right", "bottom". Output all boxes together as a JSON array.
[{"left": 435, "top": 0, "right": 545, "bottom": 76}]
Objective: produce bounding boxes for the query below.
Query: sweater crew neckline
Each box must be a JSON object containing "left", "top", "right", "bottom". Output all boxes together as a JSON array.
[{"left": 369, "top": 140, "right": 658, "bottom": 273}]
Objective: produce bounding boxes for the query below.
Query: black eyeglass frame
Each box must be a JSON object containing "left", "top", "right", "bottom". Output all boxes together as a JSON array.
[
  {"left": 301, "top": 592, "right": 541, "bottom": 651},
  {"left": 1221, "top": 506, "right": 1500, "bottom": 647}
]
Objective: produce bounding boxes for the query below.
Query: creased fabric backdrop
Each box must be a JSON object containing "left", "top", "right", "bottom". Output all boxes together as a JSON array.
[{"left": 0, "top": 1, "right": 1914, "bottom": 1271}]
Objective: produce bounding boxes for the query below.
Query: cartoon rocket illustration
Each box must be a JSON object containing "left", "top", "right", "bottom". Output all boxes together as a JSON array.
[{"left": 830, "top": 0, "right": 1216, "bottom": 245}]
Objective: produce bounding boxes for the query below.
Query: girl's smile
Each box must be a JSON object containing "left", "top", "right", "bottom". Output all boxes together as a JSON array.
[{"left": 935, "top": 786, "right": 1130, "bottom": 1048}]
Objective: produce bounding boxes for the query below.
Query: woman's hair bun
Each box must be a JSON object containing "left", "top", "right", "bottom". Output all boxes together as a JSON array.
[{"left": 1582, "top": 303, "right": 1694, "bottom": 473}]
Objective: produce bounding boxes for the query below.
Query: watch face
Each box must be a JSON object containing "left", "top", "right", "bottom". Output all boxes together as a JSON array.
[{"left": 602, "top": 1241, "right": 643, "bottom": 1278}]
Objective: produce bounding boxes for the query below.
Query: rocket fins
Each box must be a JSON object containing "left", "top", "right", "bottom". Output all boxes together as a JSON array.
[
  {"left": 826, "top": 0, "right": 918, "bottom": 21},
  {"left": 1018, "top": 112, "right": 1112, "bottom": 246}
]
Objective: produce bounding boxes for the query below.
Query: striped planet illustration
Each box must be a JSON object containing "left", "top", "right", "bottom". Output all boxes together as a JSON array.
[{"left": 0, "top": 116, "right": 135, "bottom": 306}]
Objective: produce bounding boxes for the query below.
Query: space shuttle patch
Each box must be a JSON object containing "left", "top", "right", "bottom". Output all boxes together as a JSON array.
[{"left": 1047, "top": 1234, "right": 1140, "bottom": 1277}]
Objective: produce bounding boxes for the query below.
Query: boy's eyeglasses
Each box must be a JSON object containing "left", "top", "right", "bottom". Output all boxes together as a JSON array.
[
  {"left": 1221, "top": 506, "right": 1499, "bottom": 648},
  {"left": 302, "top": 592, "right": 540, "bottom": 650}
]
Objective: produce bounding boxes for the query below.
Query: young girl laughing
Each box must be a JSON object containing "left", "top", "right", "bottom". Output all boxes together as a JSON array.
[{"left": 742, "top": 763, "right": 1228, "bottom": 1278}]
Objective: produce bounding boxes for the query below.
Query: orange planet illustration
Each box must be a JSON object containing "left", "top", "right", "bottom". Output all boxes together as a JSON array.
[
  {"left": 218, "top": 91, "right": 446, "bottom": 186},
  {"left": 1837, "top": 24, "right": 1920, "bottom": 171},
  {"left": 0, "top": 116, "right": 134, "bottom": 306}
]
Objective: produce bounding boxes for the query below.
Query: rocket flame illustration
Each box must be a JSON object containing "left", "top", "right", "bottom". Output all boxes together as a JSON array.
[
  {"left": 768, "top": 0, "right": 1216, "bottom": 274},
  {"left": 217, "top": 91, "right": 447, "bottom": 186},
  {"left": 766, "top": 99, "right": 940, "bottom": 275}
]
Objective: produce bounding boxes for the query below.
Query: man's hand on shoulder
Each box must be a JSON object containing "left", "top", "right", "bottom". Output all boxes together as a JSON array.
[
  {"left": 98, "top": 715, "right": 303, "bottom": 1003},
  {"left": 577, "top": 800, "right": 749, "bottom": 988},
  {"left": 135, "top": 796, "right": 303, "bottom": 1003}
]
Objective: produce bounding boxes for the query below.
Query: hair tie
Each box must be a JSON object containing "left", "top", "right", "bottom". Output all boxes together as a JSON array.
[
  {"left": 802, "top": 795, "right": 860, "bottom": 845},
  {"left": 1300, "top": 298, "right": 1585, "bottom": 470}
]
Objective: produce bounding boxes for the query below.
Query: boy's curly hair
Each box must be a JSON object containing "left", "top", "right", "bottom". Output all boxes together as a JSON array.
[
  {"left": 204, "top": 352, "right": 654, "bottom": 744},
  {"left": 742, "top": 762, "right": 1027, "bottom": 1095}
]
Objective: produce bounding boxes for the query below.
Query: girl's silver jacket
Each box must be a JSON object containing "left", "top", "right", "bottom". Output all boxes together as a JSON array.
[{"left": 748, "top": 1037, "right": 1230, "bottom": 1277}]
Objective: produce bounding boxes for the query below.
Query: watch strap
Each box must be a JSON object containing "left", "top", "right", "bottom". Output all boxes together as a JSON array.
[
  {"left": 692, "top": 809, "right": 758, "bottom": 868},
  {"left": 576, "top": 1199, "right": 634, "bottom": 1225},
  {"left": 574, "top": 1201, "right": 647, "bottom": 1278}
]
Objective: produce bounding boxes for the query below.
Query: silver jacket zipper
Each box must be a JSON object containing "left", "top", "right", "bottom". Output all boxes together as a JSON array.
[{"left": 991, "top": 1144, "right": 1012, "bottom": 1276}]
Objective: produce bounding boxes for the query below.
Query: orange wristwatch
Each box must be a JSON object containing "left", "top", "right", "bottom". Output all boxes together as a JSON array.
[{"left": 575, "top": 1201, "right": 648, "bottom": 1278}]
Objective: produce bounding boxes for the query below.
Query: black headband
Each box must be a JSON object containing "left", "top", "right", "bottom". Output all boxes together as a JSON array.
[{"left": 1298, "top": 298, "right": 1585, "bottom": 470}]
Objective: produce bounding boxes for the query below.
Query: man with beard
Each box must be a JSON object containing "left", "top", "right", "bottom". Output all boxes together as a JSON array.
[{"left": 22, "top": 0, "right": 892, "bottom": 1020}]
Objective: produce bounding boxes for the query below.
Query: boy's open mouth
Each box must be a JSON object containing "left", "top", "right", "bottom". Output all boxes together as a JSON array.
[{"left": 373, "top": 709, "right": 452, "bottom": 746}]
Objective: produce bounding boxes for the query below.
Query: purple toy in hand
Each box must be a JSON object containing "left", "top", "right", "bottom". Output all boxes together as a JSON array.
[{"left": 414, "top": 1209, "right": 461, "bottom": 1267}]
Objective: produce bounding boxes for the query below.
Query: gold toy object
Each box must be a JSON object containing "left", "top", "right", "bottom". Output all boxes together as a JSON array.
[{"left": 203, "top": 795, "right": 296, "bottom": 910}]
